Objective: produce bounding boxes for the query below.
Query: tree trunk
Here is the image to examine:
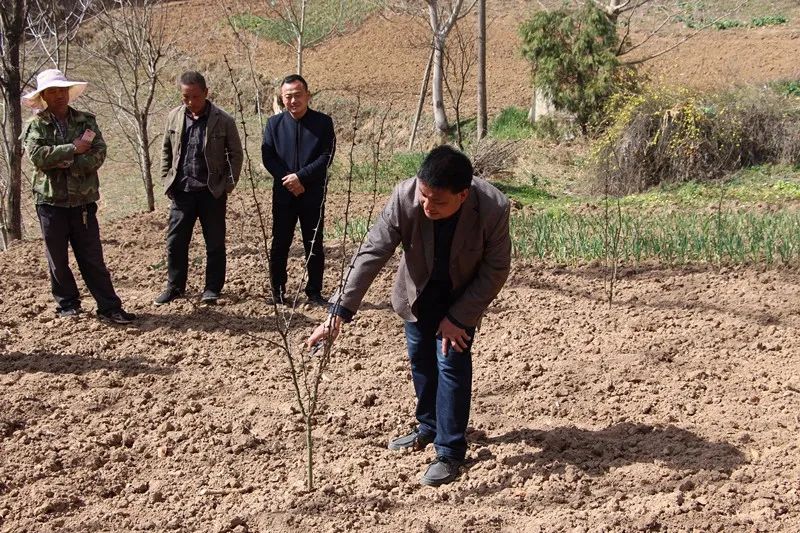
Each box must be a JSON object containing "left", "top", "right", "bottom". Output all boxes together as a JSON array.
[
  {"left": 5, "top": 99, "right": 23, "bottom": 241},
  {"left": 296, "top": 37, "right": 303, "bottom": 75},
  {"left": 1, "top": 0, "right": 25, "bottom": 244},
  {"left": 137, "top": 115, "right": 155, "bottom": 212},
  {"left": 296, "top": 0, "right": 306, "bottom": 75},
  {"left": 408, "top": 46, "right": 434, "bottom": 150},
  {"left": 476, "top": 0, "right": 487, "bottom": 139},
  {"left": 431, "top": 33, "right": 449, "bottom": 134}
]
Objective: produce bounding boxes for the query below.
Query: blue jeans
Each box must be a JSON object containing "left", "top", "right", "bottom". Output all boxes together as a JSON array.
[{"left": 404, "top": 284, "right": 475, "bottom": 462}]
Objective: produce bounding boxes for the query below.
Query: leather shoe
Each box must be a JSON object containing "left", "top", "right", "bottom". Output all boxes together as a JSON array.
[
  {"left": 388, "top": 429, "right": 434, "bottom": 451},
  {"left": 201, "top": 290, "right": 219, "bottom": 304},
  {"left": 154, "top": 287, "right": 183, "bottom": 306},
  {"left": 420, "top": 456, "right": 462, "bottom": 486}
]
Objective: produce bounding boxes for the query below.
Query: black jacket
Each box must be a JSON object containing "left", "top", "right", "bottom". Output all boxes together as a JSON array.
[{"left": 261, "top": 108, "right": 335, "bottom": 204}]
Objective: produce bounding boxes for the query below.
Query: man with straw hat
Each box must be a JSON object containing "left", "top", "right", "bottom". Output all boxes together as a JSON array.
[{"left": 21, "top": 69, "right": 135, "bottom": 325}]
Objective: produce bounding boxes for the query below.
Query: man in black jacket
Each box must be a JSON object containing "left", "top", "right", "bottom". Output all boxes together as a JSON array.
[{"left": 261, "top": 74, "right": 335, "bottom": 305}]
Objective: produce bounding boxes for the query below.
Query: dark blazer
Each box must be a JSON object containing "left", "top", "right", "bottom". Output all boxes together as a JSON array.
[
  {"left": 161, "top": 102, "right": 243, "bottom": 199},
  {"left": 332, "top": 176, "right": 512, "bottom": 327},
  {"left": 261, "top": 108, "right": 336, "bottom": 204}
]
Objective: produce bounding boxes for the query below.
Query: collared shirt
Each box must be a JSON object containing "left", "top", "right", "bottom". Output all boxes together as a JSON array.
[{"left": 177, "top": 104, "right": 209, "bottom": 192}]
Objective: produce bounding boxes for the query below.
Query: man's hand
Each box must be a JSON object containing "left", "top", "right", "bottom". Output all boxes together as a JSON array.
[
  {"left": 307, "top": 314, "right": 342, "bottom": 350},
  {"left": 72, "top": 138, "right": 92, "bottom": 155},
  {"left": 437, "top": 316, "right": 471, "bottom": 355},
  {"left": 282, "top": 173, "right": 305, "bottom": 197}
]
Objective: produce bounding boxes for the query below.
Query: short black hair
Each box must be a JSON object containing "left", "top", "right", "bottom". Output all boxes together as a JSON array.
[
  {"left": 417, "top": 145, "right": 473, "bottom": 193},
  {"left": 281, "top": 74, "right": 308, "bottom": 91},
  {"left": 179, "top": 71, "right": 206, "bottom": 90}
]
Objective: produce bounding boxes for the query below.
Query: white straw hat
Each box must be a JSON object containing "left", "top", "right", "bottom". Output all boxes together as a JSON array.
[{"left": 22, "top": 69, "right": 88, "bottom": 112}]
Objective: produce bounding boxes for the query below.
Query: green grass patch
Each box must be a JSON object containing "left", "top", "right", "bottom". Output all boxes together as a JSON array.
[
  {"left": 771, "top": 79, "right": 800, "bottom": 97},
  {"left": 510, "top": 209, "right": 800, "bottom": 266},
  {"left": 228, "top": 1, "right": 377, "bottom": 46},
  {"left": 618, "top": 167, "right": 800, "bottom": 208},
  {"left": 751, "top": 14, "right": 788, "bottom": 27},
  {"left": 714, "top": 18, "right": 744, "bottom": 30},
  {"left": 328, "top": 151, "right": 426, "bottom": 194},
  {"left": 490, "top": 107, "right": 535, "bottom": 140},
  {"left": 494, "top": 182, "right": 556, "bottom": 204}
]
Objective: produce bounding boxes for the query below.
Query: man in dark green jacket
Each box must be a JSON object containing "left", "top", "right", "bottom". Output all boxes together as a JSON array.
[
  {"left": 154, "top": 71, "right": 243, "bottom": 306},
  {"left": 21, "top": 69, "right": 135, "bottom": 324}
]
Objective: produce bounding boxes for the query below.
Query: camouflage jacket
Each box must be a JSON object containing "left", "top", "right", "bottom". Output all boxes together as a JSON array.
[{"left": 21, "top": 107, "right": 106, "bottom": 207}]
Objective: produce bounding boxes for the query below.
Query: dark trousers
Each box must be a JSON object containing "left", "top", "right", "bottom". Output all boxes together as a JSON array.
[
  {"left": 36, "top": 202, "right": 122, "bottom": 314},
  {"left": 270, "top": 193, "right": 325, "bottom": 297},
  {"left": 165, "top": 189, "right": 227, "bottom": 293},
  {"left": 404, "top": 282, "right": 476, "bottom": 462}
]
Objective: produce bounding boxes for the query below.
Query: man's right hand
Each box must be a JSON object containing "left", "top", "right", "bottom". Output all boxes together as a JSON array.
[
  {"left": 72, "top": 138, "right": 92, "bottom": 155},
  {"left": 282, "top": 173, "right": 305, "bottom": 196},
  {"left": 307, "top": 314, "right": 342, "bottom": 350}
]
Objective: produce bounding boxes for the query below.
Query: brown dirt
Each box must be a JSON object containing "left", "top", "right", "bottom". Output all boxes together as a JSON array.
[
  {"left": 2, "top": 193, "right": 800, "bottom": 531},
  {"left": 6, "top": 2, "right": 800, "bottom": 531}
]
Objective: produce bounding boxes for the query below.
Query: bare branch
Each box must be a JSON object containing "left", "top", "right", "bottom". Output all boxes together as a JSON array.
[{"left": 621, "top": 0, "right": 748, "bottom": 66}]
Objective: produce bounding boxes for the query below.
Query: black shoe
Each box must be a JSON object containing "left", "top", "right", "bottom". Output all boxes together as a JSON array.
[
  {"left": 56, "top": 306, "right": 82, "bottom": 318},
  {"left": 420, "top": 456, "right": 462, "bottom": 486},
  {"left": 388, "top": 429, "right": 435, "bottom": 451},
  {"left": 98, "top": 308, "right": 136, "bottom": 325},
  {"left": 200, "top": 290, "right": 219, "bottom": 305},
  {"left": 306, "top": 293, "right": 328, "bottom": 307},
  {"left": 154, "top": 287, "right": 183, "bottom": 306}
]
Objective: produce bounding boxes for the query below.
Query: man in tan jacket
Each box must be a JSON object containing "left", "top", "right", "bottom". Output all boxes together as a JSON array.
[
  {"left": 307, "top": 145, "right": 511, "bottom": 486},
  {"left": 155, "top": 71, "right": 243, "bottom": 305}
]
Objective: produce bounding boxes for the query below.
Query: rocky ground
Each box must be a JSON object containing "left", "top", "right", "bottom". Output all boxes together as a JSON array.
[{"left": 2, "top": 192, "right": 800, "bottom": 532}]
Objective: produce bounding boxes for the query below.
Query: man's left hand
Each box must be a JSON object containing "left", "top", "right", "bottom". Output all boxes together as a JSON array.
[
  {"left": 282, "top": 173, "right": 305, "bottom": 196},
  {"left": 437, "top": 317, "right": 471, "bottom": 355}
]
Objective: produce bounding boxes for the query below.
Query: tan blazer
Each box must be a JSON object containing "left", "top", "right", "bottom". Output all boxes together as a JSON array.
[
  {"left": 160, "top": 102, "right": 243, "bottom": 199},
  {"left": 334, "top": 176, "right": 511, "bottom": 327}
]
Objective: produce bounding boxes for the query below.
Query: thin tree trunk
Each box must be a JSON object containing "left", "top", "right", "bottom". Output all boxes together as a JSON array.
[
  {"left": 305, "top": 418, "right": 314, "bottom": 490},
  {"left": 476, "top": 0, "right": 487, "bottom": 139},
  {"left": 408, "top": 46, "right": 434, "bottom": 150},
  {"left": 297, "top": 0, "right": 306, "bottom": 75},
  {"left": 5, "top": 100, "right": 23, "bottom": 241},
  {"left": 431, "top": 33, "right": 449, "bottom": 134},
  {"left": 454, "top": 102, "right": 462, "bottom": 149},
  {"left": 296, "top": 37, "right": 303, "bottom": 75},
  {"left": 137, "top": 116, "right": 155, "bottom": 212}
]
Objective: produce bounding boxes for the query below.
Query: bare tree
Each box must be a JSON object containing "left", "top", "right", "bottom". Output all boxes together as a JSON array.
[
  {"left": 391, "top": 0, "right": 475, "bottom": 136},
  {"left": 426, "top": 0, "right": 473, "bottom": 135},
  {"left": 261, "top": 0, "right": 349, "bottom": 76},
  {"left": 84, "top": 0, "right": 172, "bottom": 212},
  {"left": 442, "top": 21, "right": 475, "bottom": 149},
  {"left": 25, "top": 0, "right": 93, "bottom": 74}
]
